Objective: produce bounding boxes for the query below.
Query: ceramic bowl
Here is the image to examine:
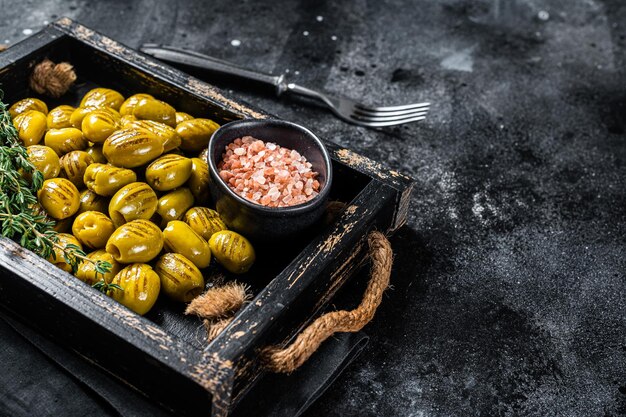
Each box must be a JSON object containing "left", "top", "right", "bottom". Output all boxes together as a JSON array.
[{"left": 206, "top": 119, "right": 333, "bottom": 241}]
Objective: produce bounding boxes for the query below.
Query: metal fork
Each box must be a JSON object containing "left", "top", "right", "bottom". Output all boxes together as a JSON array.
[{"left": 140, "top": 44, "right": 430, "bottom": 128}]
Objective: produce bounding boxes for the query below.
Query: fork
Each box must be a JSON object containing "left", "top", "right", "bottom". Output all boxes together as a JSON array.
[{"left": 140, "top": 44, "right": 430, "bottom": 128}]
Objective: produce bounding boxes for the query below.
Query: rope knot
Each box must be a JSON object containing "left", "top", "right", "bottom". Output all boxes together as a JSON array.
[{"left": 29, "top": 59, "right": 77, "bottom": 98}]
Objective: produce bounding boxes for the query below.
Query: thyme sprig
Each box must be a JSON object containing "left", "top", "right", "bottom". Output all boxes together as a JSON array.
[{"left": 0, "top": 91, "right": 115, "bottom": 293}]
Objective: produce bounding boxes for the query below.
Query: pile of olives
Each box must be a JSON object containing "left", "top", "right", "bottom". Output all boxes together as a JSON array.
[{"left": 11, "top": 89, "right": 256, "bottom": 316}]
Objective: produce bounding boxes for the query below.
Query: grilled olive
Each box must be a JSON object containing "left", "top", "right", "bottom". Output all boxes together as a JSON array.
[
  {"left": 80, "top": 88, "right": 125, "bottom": 110},
  {"left": 184, "top": 207, "right": 227, "bottom": 240},
  {"left": 26, "top": 145, "right": 61, "bottom": 180},
  {"left": 106, "top": 219, "right": 163, "bottom": 263},
  {"left": 103, "top": 128, "right": 164, "bottom": 168},
  {"left": 155, "top": 253, "right": 204, "bottom": 302},
  {"left": 9, "top": 98, "right": 48, "bottom": 118},
  {"left": 85, "top": 145, "right": 107, "bottom": 164},
  {"left": 59, "top": 150, "right": 94, "bottom": 187},
  {"left": 38, "top": 178, "right": 80, "bottom": 220},
  {"left": 84, "top": 163, "right": 137, "bottom": 196},
  {"left": 126, "top": 120, "right": 181, "bottom": 152},
  {"left": 48, "top": 233, "right": 82, "bottom": 273},
  {"left": 176, "top": 118, "right": 220, "bottom": 152},
  {"left": 120, "top": 114, "right": 138, "bottom": 126},
  {"left": 132, "top": 98, "right": 176, "bottom": 127},
  {"left": 70, "top": 106, "right": 95, "bottom": 128},
  {"left": 30, "top": 202, "right": 72, "bottom": 232},
  {"left": 72, "top": 211, "right": 116, "bottom": 249},
  {"left": 44, "top": 128, "right": 88, "bottom": 156},
  {"left": 188, "top": 157, "right": 210, "bottom": 204},
  {"left": 119, "top": 93, "right": 154, "bottom": 116},
  {"left": 75, "top": 249, "right": 121, "bottom": 285},
  {"left": 81, "top": 108, "right": 122, "bottom": 143},
  {"left": 198, "top": 147, "right": 209, "bottom": 161},
  {"left": 163, "top": 220, "right": 211, "bottom": 269},
  {"left": 78, "top": 189, "right": 109, "bottom": 214},
  {"left": 145, "top": 154, "right": 192, "bottom": 191},
  {"left": 209, "top": 231, "right": 255, "bottom": 274},
  {"left": 175, "top": 112, "right": 194, "bottom": 124},
  {"left": 110, "top": 263, "right": 160, "bottom": 315},
  {"left": 108, "top": 182, "right": 158, "bottom": 227},
  {"left": 157, "top": 187, "right": 194, "bottom": 226},
  {"left": 13, "top": 110, "right": 47, "bottom": 146},
  {"left": 47, "top": 105, "right": 75, "bottom": 129}
]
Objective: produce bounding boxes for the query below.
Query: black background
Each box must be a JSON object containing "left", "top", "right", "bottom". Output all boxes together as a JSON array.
[{"left": 1, "top": 0, "right": 625, "bottom": 416}]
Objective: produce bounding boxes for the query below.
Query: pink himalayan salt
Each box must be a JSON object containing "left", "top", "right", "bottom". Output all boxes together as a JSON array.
[{"left": 218, "top": 136, "right": 321, "bottom": 208}]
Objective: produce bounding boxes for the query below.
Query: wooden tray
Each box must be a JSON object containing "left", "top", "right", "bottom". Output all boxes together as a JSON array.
[{"left": 0, "top": 18, "right": 413, "bottom": 417}]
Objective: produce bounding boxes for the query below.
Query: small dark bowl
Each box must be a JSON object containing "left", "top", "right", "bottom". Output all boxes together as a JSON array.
[{"left": 206, "top": 119, "right": 333, "bottom": 241}]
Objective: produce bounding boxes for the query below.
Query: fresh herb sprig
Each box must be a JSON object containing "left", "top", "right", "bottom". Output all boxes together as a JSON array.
[{"left": 0, "top": 91, "right": 116, "bottom": 293}]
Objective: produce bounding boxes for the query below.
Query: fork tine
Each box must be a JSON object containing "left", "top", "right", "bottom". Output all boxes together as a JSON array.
[
  {"left": 354, "top": 105, "right": 430, "bottom": 118},
  {"left": 356, "top": 101, "right": 431, "bottom": 112},
  {"left": 351, "top": 109, "right": 429, "bottom": 123},
  {"left": 352, "top": 114, "right": 427, "bottom": 128}
]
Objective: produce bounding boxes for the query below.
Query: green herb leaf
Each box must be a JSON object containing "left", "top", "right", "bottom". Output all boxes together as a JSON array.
[{"left": 0, "top": 91, "right": 112, "bottom": 283}]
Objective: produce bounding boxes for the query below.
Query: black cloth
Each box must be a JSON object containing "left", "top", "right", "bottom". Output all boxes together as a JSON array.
[{"left": 0, "top": 310, "right": 368, "bottom": 417}]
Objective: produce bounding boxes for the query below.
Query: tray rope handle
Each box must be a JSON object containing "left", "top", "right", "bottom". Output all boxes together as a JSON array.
[
  {"left": 261, "top": 230, "right": 393, "bottom": 374},
  {"left": 187, "top": 231, "right": 393, "bottom": 373}
]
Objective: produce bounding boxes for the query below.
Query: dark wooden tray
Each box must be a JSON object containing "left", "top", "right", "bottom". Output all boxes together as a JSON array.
[{"left": 0, "top": 18, "right": 413, "bottom": 417}]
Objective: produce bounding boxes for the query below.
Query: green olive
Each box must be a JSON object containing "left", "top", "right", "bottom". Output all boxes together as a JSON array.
[
  {"left": 59, "top": 150, "right": 94, "bottom": 187},
  {"left": 26, "top": 145, "right": 61, "bottom": 180},
  {"left": 155, "top": 253, "right": 204, "bottom": 302},
  {"left": 119, "top": 93, "right": 154, "bottom": 116},
  {"left": 72, "top": 211, "right": 116, "bottom": 249},
  {"left": 198, "top": 147, "right": 209, "bottom": 161},
  {"left": 163, "top": 220, "right": 211, "bottom": 269},
  {"left": 120, "top": 114, "right": 138, "bottom": 126},
  {"left": 75, "top": 249, "right": 121, "bottom": 285},
  {"left": 31, "top": 202, "right": 72, "bottom": 232},
  {"left": 44, "top": 128, "right": 88, "bottom": 156},
  {"left": 106, "top": 219, "right": 163, "bottom": 263},
  {"left": 175, "top": 112, "right": 194, "bottom": 124},
  {"left": 70, "top": 106, "right": 96, "bottom": 128},
  {"left": 209, "top": 231, "right": 255, "bottom": 274},
  {"left": 9, "top": 98, "right": 48, "bottom": 118},
  {"left": 145, "top": 154, "right": 192, "bottom": 191},
  {"left": 108, "top": 182, "right": 158, "bottom": 227},
  {"left": 81, "top": 108, "right": 122, "bottom": 143},
  {"left": 126, "top": 120, "right": 181, "bottom": 152},
  {"left": 47, "top": 105, "right": 75, "bottom": 129},
  {"left": 80, "top": 88, "right": 125, "bottom": 110},
  {"left": 85, "top": 145, "right": 107, "bottom": 164},
  {"left": 188, "top": 157, "right": 210, "bottom": 205},
  {"left": 84, "top": 163, "right": 137, "bottom": 196},
  {"left": 110, "top": 263, "right": 160, "bottom": 315},
  {"left": 13, "top": 110, "right": 47, "bottom": 146},
  {"left": 103, "top": 128, "right": 164, "bottom": 168},
  {"left": 176, "top": 118, "right": 220, "bottom": 152},
  {"left": 132, "top": 98, "right": 176, "bottom": 127},
  {"left": 48, "top": 233, "right": 82, "bottom": 273},
  {"left": 176, "top": 111, "right": 193, "bottom": 125},
  {"left": 38, "top": 178, "right": 80, "bottom": 220},
  {"left": 184, "top": 207, "right": 227, "bottom": 241},
  {"left": 157, "top": 188, "right": 194, "bottom": 226},
  {"left": 78, "top": 189, "right": 109, "bottom": 214}
]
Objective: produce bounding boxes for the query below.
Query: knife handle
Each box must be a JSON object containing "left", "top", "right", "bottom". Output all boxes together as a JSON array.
[{"left": 139, "top": 44, "right": 289, "bottom": 96}]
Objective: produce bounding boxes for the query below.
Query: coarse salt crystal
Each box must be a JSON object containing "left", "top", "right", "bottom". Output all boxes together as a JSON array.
[{"left": 218, "top": 136, "right": 321, "bottom": 207}]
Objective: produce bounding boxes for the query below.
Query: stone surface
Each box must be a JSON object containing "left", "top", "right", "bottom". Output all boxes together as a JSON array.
[{"left": 1, "top": 0, "right": 625, "bottom": 416}]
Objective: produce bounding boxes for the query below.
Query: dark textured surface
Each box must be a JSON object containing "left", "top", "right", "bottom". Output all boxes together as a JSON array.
[{"left": 1, "top": 0, "right": 626, "bottom": 416}]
